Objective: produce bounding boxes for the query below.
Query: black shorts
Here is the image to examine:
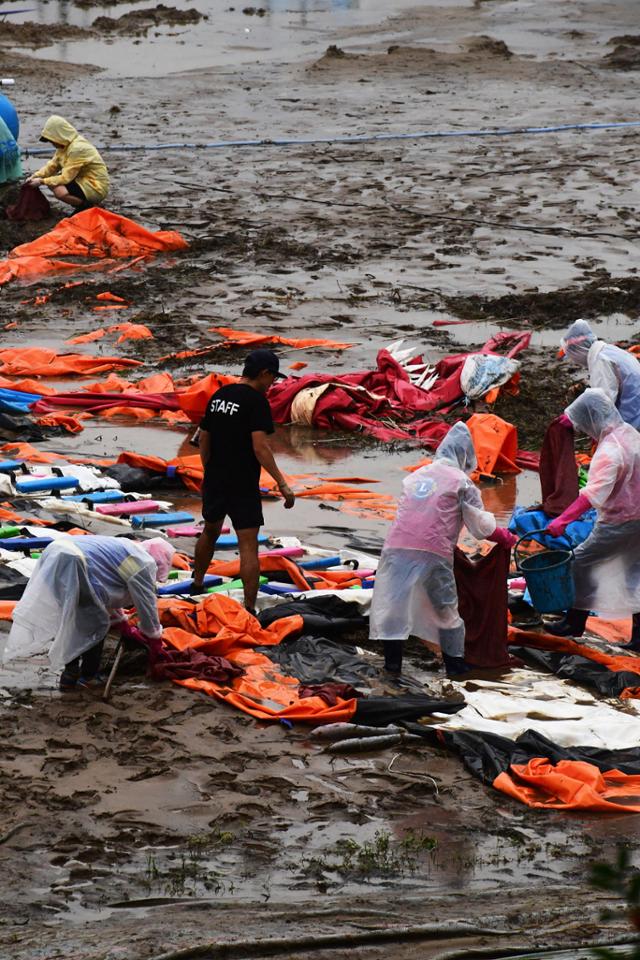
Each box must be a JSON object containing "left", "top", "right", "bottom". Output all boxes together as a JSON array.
[
  {"left": 66, "top": 180, "right": 88, "bottom": 202},
  {"left": 203, "top": 489, "right": 264, "bottom": 531}
]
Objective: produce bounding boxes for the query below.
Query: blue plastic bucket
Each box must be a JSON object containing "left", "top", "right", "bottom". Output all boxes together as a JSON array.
[{"left": 515, "top": 532, "right": 574, "bottom": 613}]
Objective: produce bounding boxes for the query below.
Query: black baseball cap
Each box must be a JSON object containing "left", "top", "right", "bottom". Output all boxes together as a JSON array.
[{"left": 243, "top": 348, "right": 284, "bottom": 379}]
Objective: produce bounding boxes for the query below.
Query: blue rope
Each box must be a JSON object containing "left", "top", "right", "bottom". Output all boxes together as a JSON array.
[{"left": 20, "top": 119, "right": 640, "bottom": 157}]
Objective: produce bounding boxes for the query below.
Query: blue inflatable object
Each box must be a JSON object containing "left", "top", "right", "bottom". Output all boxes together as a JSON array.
[
  {"left": 16, "top": 476, "right": 80, "bottom": 493},
  {"left": 1, "top": 536, "right": 53, "bottom": 551},
  {"left": 63, "top": 490, "right": 126, "bottom": 504},
  {"left": 131, "top": 511, "right": 194, "bottom": 529},
  {"left": 216, "top": 533, "right": 268, "bottom": 549},
  {"left": 260, "top": 582, "right": 302, "bottom": 596},
  {"left": 0, "top": 459, "right": 24, "bottom": 473},
  {"left": 0, "top": 387, "right": 41, "bottom": 414},
  {"left": 299, "top": 556, "right": 341, "bottom": 570},
  {"left": 0, "top": 95, "right": 18, "bottom": 141},
  {"left": 157, "top": 574, "right": 222, "bottom": 596},
  {"left": 508, "top": 505, "right": 596, "bottom": 551}
]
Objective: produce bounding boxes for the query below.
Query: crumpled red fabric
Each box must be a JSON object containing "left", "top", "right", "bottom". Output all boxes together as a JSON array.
[
  {"left": 539, "top": 416, "right": 579, "bottom": 517},
  {"left": 268, "top": 334, "right": 531, "bottom": 443},
  {"left": 148, "top": 646, "right": 244, "bottom": 683},
  {"left": 454, "top": 545, "right": 512, "bottom": 668},
  {"left": 298, "top": 682, "right": 362, "bottom": 706},
  {"left": 6, "top": 184, "right": 51, "bottom": 222}
]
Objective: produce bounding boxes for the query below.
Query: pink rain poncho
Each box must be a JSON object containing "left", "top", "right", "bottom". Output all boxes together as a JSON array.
[
  {"left": 566, "top": 388, "right": 640, "bottom": 616},
  {"left": 3, "top": 535, "right": 168, "bottom": 668},
  {"left": 369, "top": 423, "right": 497, "bottom": 655},
  {"left": 561, "top": 319, "right": 640, "bottom": 429}
]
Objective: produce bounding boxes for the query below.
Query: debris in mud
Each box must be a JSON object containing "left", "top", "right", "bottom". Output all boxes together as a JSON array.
[
  {"left": 325, "top": 44, "right": 346, "bottom": 58},
  {"left": 445, "top": 276, "right": 640, "bottom": 329},
  {"left": 0, "top": 21, "right": 92, "bottom": 48},
  {"left": 463, "top": 35, "right": 513, "bottom": 58},
  {"left": 93, "top": 5, "right": 205, "bottom": 35},
  {"left": 242, "top": 7, "right": 266, "bottom": 16},
  {"left": 603, "top": 44, "right": 640, "bottom": 70}
]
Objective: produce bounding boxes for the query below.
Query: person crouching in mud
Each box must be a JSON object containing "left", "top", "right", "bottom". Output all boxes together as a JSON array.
[
  {"left": 26, "top": 115, "right": 109, "bottom": 210},
  {"left": 369, "top": 422, "right": 517, "bottom": 679},
  {"left": 2, "top": 536, "right": 174, "bottom": 692}
]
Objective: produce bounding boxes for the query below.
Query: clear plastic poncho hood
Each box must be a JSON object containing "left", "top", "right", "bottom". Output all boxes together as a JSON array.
[
  {"left": 434, "top": 422, "right": 477, "bottom": 475},
  {"left": 566, "top": 387, "right": 623, "bottom": 440},
  {"left": 561, "top": 319, "right": 596, "bottom": 367}
]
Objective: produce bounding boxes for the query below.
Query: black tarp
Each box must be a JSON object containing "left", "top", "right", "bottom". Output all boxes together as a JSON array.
[
  {"left": 511, "top": 645, "right": 640, "bottom": 699},
  {"left": 257, "top": 594, "right": 367, "bottom": 636}
]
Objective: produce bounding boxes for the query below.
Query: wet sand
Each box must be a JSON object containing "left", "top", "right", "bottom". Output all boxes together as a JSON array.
[{"left": 1, "top": 0, "right": 640, "bottom": 957}]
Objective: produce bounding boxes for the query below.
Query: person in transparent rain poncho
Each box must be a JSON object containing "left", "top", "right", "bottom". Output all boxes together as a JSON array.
[
  {"left": 369, "top": 422, "right": 517, "bottom": 678},
  {"left": 560, "top": 319, "right": 640, "bottom": 429},
  {"left": 546, "top": 388, "right": 640, "bottom": 647},
  {"left": 2, "top": 536, "right": 174, "bottom": 691}
]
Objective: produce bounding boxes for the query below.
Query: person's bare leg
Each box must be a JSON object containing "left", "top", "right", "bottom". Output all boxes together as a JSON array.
[
  {"left": 236, "top": 527, "right": 260, "bottom": 613},
  {"left": 51, "top": 184, "right": 83, "bottom": 209},
  {"left": 192, "top": 519, "right": 224, "bottom": 589}
]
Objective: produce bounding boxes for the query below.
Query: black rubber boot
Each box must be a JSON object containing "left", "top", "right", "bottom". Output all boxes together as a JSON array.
[
  {"left": 442, "top": 653, "right": 473, "bottom": 679},
  {"left": 621, "top": 613, "right": 640, "bottom": 651},
  {"left": 544, "top": 607, "right": 589, "bottom": 638},
  {"left": 382, "top": 640, "right": 403, "bottom": 674}
]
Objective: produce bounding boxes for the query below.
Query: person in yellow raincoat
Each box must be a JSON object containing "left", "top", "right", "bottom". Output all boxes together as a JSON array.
[{"left": 27, "top": 115, "right": 109, "bottom": 209}]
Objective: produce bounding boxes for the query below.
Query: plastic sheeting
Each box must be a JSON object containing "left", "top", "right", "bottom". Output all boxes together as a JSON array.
[{"left": 0, "top": 209, "right": 187, "bottom": 286}]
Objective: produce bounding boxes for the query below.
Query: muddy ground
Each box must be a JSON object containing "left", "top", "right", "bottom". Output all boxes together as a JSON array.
[{"left": 2, "top": 0, "right": 640, "bottom": 957}]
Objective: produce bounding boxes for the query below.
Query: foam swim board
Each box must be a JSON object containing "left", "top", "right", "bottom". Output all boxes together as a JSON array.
[
  {"left": 16, "top": 476, "right": 80, "bottom": 493},
  {"left": 157, "top": 574, "right": 223, "bottom": 595},
  {"left": 96, "top": 500, "right": 161, "bottom": 517},
  {"left": 131, "top": 511, "right": 194, "bottom": 529},
  {"left": 216, "top": 533, "right": 268, "bottom": 548},
  {"left": 63, "top": 490, "right": 126, "bottom": 504}
]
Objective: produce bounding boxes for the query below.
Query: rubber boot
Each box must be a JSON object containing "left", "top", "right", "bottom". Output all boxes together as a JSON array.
[
  {"left": 621, "top": 613, "right": 640, "bottom": 651},
  {"left": 382, "top": 640, "right": 403, "bottom": 675},
  {"left": 442, "top": 653, "right": 473, "bottom": 679},
  {"left": 544, "top": 607, "right": 588, "bottom": 638}
]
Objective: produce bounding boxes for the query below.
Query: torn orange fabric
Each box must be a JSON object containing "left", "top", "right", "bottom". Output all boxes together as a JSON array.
[
  {"left": 494, "top": 759, "right": 640, "bottom": 812},
  {"left": 0, "top": 209, "right": 188, "bottom": 286},
  {"left": 467, "top": 413, "right": 520, "bottom": 476},
  {"left": 68, "top": 323, "right": 153, "bottom": 346},
  {"left": 1, "top": 443, "right": 61, "bottom": 463},
  {"left": 508, "top": 626, "right": 640, "bottom": 677},
  {"left": 102, "top": 407, "right": 156, "bottom": 421},
  {"left": 0, "top": 504, "right": 50, "bottom": 526},
  {"left": 176, "top": 372, "right": 236, "bottom": 423},
  {"left": 157, "top": 594, "right": 356, "bottom": 722},
  {"left": 586, "top": 617, "right": 631, "bottom": 645},
  {"left": 0, "top": 601, "right": 16, "bottom": 621},
  {"left": 0, "top": 348, "right": 142, "bottom": 377},
  {"left": 94, "top": 304, "right": 130, "bottom": 312},
  {"left": 96, "top": 291, "right": 128, "bottom": 303},
  {"left": 210, "top": 326, "right": 354, "bottom": 351},
  {"left": 37, "top": 412, "right": 86, "bottom": 433},
  {"left": 0, "top": 377, "right": 57, "bottom": 396}
]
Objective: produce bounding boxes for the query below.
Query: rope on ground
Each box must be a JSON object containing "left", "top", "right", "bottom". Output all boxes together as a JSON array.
[{"left": 20, "top": 119, "right": 640, "bottom": 157}]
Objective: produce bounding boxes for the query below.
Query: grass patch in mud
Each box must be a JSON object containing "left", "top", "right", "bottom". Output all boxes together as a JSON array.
[
  {"left": 303, "top": 829, "right": 438, "bottom": 885},
  {"left": 141, "top": 830, "right": 237, "bottom": 899}
]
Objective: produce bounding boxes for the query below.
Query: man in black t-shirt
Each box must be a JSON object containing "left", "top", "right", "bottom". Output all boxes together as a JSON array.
[{"left": 192, "top": 348, "right": 295, "bottom": 612}]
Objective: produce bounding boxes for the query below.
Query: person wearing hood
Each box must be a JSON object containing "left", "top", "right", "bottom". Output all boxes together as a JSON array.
[
  {"left": 369, "top": 422, "right": 517, "bottom": 678},
  {"left": 546, "top": 388, "right": 640, "bottom": 648},
  {"left": 26, "top": 115, "right": 109, "bottom": 209},
  {"left": 560, "top": 319, "right": 640, "bottom": 429},
  {"left": 2, "top": 535, "right": 174, "bottom": 691}
]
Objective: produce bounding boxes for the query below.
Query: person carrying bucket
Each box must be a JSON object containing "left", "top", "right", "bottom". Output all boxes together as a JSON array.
[
  {"left": 369, "top": 422, "right": 517, "bottom": 679},
  {"left": 545, "top": 388, "right": 640, "bottom": 648},
  {"left": 26, "top": 116, "right": 109, "bottom": 210},
  {"left": 559, "top": 319, "right": 640, "bottom": 429}
]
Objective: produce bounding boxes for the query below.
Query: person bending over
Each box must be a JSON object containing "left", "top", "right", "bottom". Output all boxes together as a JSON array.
[{"left": 3, "top": 536, "right": 174, "bottom": 691}]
